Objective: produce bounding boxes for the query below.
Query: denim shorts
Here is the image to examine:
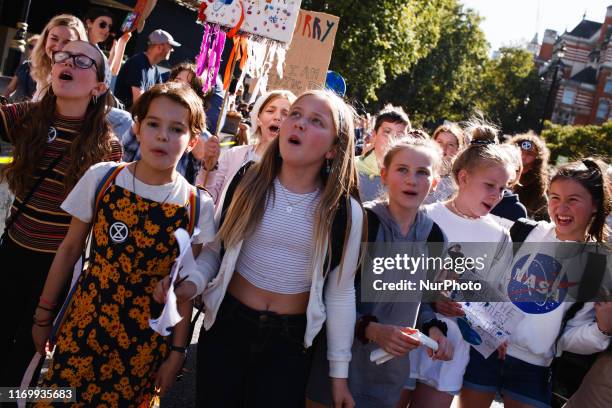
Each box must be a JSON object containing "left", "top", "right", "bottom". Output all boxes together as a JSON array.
[{"left": 463, "top": 347, "right": 552, "bottom": 408}]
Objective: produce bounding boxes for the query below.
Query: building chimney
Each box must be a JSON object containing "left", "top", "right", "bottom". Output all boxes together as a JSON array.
[
  {"left": 598, "top": 6, "right": 612, "bottom": 42},
  {"left": 539, "top": 29, "right": 557, "bottom": 61}
]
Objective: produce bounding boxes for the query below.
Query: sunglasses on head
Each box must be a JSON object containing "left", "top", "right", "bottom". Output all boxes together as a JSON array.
[
  {"left": 98, "top": 21, "right": 112, "bottom": 30},
  {"left": 517, "top": 140, "right": 534, "bottom": 152},
  {"left": 52, "top": 51, "right": 98, "bottom": 70}
]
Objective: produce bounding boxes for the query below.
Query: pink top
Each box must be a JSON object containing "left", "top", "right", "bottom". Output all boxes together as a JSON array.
[{"left": 195, "top": 144, "right": 260, "bottom": 205}]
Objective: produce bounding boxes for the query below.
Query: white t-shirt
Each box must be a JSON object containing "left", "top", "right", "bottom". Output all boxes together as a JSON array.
[
  {"left": 409, "top": 202, "right": 512, "bottom": 392},
  {"left": 62, "top": 161, "right": 216, "bottom": 245}
]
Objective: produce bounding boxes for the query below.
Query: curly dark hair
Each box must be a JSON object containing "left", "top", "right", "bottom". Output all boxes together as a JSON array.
[{"left": 510, "top": 132, "right": 550, "bottom": 220}]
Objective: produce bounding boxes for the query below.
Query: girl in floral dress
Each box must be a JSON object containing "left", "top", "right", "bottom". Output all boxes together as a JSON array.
[{"left": 32, "top": 82, "right": 215, "bottom": 407}]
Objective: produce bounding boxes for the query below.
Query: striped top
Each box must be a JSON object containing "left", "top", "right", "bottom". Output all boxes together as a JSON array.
[
  {"left": 0, "top": 102, "right": 123, "bottom": 253},
  {"left": 235, "top": 178, "right": 321, "bottom": 294}
]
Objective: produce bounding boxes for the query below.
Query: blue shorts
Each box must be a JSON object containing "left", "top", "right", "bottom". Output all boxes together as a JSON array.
[{"left": 463, "top": 347, "right": 552, "bottom": 408}]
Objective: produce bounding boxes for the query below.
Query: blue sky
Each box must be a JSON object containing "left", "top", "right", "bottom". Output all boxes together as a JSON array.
[{"left": 461, "top": 0, "right": 612, "bottom": 51}]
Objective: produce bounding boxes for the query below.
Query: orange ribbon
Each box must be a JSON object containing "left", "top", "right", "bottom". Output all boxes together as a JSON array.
[
  {"left": 226, "top": 0, "right": 245, "bottom": 38},
  {"left": 223, "top": 35, "right": 249, "bottom": 90}
]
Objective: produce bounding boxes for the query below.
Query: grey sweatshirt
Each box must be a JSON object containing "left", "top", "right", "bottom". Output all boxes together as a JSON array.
[{"left": 348, "top": 201, "right": 443, "bottom": 408}]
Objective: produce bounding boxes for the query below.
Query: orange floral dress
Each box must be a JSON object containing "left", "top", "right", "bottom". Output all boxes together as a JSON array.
[{"left": 37, "top": 180, "right": 194, "bottom": 408}]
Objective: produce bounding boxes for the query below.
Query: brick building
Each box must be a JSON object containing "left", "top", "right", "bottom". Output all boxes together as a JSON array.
[{"left": 538, "top": 5, "right": 612, "bottom": 125}]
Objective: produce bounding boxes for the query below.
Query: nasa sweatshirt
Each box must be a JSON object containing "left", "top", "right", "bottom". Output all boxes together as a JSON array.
[{"left": 506, "top": 222, "right": 611, "bottom": 366}]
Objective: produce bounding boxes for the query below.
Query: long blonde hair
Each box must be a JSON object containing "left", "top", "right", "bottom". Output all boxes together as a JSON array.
[
  {"left": 31, "top": 15, "right": 88, "bottom": 88},
  {"left": 219, "top": 89, "right": 360, "bottom": 278}
]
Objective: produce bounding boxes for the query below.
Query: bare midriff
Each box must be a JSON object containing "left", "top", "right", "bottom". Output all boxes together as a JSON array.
[{"left": 227, "top": 271, "right": 310, "bottom": 315}]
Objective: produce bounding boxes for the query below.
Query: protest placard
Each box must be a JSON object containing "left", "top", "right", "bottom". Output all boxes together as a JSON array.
[
  {"left": 266, "top": 9, "right": 339, "bottom": 95},
  {"left": 204, "top": 0, "right": 302, "bottom": 44}
]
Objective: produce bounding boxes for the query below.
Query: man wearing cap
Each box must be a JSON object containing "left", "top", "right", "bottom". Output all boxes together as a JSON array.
[{"left": 114, "top": 29, "right": 180, "bottom": 108}]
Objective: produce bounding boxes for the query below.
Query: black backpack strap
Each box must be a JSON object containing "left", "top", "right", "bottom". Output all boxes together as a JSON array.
[
  {"left": 219, "top": 161, "right": 255, "bottom": 229},
  {"left": 577, "top": 252, "right": 607, "bottom": 302},
  {"left": 554, "top": 251, "right": 606, "bottom": 345},
  {"left": 509, "top": 217, "right": 538, "bottom": 255},
  {"left": 326, "top": 196, "right": 350, "bottom": 275},
  {"left": 218, "top": 161, "right": 256, "bottom": 259},
  {"left": 1, "top": 152, "right": 65, "bottom": 241},
  {"left": 554, "top": 301, "right": 585, "bottom": 353},
  {"left": 365, "top": 207, "right": 380, "bottom": 243},
  {"left": 426, "top": 221, "right": 444, "bottom": 258}
]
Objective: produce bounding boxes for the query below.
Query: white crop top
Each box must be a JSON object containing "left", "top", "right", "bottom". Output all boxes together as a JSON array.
[{"left": 235, "top": 178, "right": 320, "bottom": 294}]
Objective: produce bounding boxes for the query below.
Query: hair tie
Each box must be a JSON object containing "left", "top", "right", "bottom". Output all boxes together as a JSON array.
[
  {"left": 470, "top": 139, "right": 495, "bottom": 146},
  {"left": 582, "top": 159, "right": 602, "bottom": 175}
]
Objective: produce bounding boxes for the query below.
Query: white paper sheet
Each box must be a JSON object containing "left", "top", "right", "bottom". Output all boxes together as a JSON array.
[
  {"left": 461, "top": 301, "right": 525, "bottom": 358},
  {"left": 149, "top": 228, "right": 196, "bottom": 336}
]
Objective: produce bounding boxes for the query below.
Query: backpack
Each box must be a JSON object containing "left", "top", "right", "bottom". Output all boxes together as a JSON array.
[{"left": 509, "top": 218, "right": 608, "bottom": 407}]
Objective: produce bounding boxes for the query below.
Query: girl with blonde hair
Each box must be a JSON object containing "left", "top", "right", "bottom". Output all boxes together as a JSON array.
[
  {"left": 163, "top": 89, "right": 364, "bottom": 407},
  {"left": 30, "top": 14, "right": 88, "bottom": 100}
]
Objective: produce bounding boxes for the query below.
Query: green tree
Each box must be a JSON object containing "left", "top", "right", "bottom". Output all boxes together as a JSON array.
[
  {"left": 542, "top": 121, "right": 612, "bottom": 163},
  {"left": 302, "top": 0, "right": 451, "bottom": 102},
  {"left": 374, "top": 2, "right": 488, "bottom": 127},
  {"left": 477, "top": 47, "right": 547, "bottom": 134}
]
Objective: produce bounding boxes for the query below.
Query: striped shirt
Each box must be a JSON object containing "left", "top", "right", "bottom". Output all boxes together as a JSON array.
[
  {"left": 0, "top": 102, "right": 123, "bottom": 253},
  {"left": 235, "top": 178, "right": 321, "bottom": 294}
]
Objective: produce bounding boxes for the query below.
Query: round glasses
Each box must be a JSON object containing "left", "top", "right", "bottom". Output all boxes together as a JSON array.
[{"left": 52, "top": 51, "right": 98, "bottom": 70}]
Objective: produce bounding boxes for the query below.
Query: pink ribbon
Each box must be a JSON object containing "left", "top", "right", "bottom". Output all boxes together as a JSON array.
[{"left": 195, "top": 23, "right": 211, "bottom": 77}]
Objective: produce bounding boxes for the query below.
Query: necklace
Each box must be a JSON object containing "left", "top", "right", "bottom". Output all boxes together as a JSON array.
[
  {"left": 276, "top": 178, "right": 318, "bottom": 214},
  {"left": 132, "top": 161, "right": 173, "bottom": 220},
  {"left": 449, "top": 199, "right": 480, "bottom": 220}
]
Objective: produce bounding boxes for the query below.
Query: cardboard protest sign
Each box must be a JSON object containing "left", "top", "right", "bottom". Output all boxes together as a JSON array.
[
  {"left": 204, "top": 0, "right": 302, "bottom": 44},
  {"left": 267, "top": 9, "right": 339, "bottom": 96}
]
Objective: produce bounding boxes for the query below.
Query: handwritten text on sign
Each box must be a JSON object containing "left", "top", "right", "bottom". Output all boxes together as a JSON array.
[{"left": 267, "top": 10, "right": 339, "bottom": 96}]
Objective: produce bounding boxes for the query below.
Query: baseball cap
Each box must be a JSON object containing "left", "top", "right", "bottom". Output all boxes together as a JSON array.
[{"left": 148, "top": 29, "right": 181, "bottom": 47}]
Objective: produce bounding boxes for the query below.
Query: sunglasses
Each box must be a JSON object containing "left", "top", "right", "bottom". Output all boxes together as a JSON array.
[
  {"left": 517, "top": 140, "right": 534, "bottom": 152},
  {"left": 52, "top": 51, "right": 98, "bottom": 70},
  {"left": 99, "top": 21, "right": 113, "bottom": 30}
]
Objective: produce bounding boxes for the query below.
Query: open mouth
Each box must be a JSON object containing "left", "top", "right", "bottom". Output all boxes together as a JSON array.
[
  {"left": 59, "top": 70, "right": 73, "bottom": 81},
  {"left": 268, "top": 125, "right": 280, "bottom": 134},
  {"left": 555, "top": 214, "right": 573, "bottom": 226},
  {"left": 403, "top": 190, "right": 418, "bottom": 196},
  {"left": 288, "top": 135, "right": 301, "bottom": 145}
]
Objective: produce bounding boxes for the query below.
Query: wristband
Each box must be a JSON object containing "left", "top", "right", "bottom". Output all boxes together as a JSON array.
[
  {"left": 355, "top": 315, "right": 378, "bottom": 344},
  {"left": 421, "top": 318, "right": 448, "bottom": 338},
  {"left": 39, "top": 296, "right": 57, "bottom": 307},
  {"left": 36, "top": 304, "right": 55, "bottom": 313},
  {"left": 169, "top": 345, "right": 187, "bottom": 355}
]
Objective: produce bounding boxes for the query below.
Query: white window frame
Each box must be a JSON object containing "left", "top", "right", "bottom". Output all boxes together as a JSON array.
[
  {"left": 596, "top": 99, "right": 608, "bottom": 119},
  {"left": 562, "top": 88, "right": 576, "bottom": 105}
]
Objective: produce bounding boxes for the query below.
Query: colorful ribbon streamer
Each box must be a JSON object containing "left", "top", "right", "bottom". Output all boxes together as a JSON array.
[{"left": 195, "top": 23, "right": 227, "bottom": 94}]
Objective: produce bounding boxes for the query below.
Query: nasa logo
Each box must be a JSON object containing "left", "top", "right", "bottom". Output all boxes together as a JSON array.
[{"left": 508, "top": 253, "right": 568, "bottom": 314}]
